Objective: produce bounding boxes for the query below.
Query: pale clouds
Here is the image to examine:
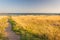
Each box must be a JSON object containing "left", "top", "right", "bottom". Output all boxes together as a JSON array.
[{"left": 0, "top": 0, "right": 60, "bottom": 13}]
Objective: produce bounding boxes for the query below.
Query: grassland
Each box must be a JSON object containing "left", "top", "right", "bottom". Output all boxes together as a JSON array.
[
  {"left": 10, "top": 15, "right": 60, "bottom": 40},
  {"left": 0, "top": 15, "right": 60, "bottom": 40},
  {"left": 0, "top": 16, "right": 8, "bottom": 40}
]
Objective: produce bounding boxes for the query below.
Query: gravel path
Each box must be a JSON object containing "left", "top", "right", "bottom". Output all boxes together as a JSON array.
[{"left": 5, "top": 22, "right": 20, "bottom": 40}]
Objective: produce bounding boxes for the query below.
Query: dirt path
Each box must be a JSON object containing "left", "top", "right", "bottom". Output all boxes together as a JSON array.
[{"left": 5, "top": 22, "right": 20, "bottom": 40}]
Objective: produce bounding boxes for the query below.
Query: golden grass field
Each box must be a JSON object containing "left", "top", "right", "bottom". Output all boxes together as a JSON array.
[
  {"left": 11, "top": 15, "right": 60, "bottom": 40},
  {"left": 0, "top": 15, "right": 60, "bottom": 40},
  {"left": 0, "top": 16, "right": 8, "bottom": 40}
]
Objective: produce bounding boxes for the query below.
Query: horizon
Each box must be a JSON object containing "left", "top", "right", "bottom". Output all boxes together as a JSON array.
[{"left": 0, "top": 13, "right": 60, "bottom": 15}]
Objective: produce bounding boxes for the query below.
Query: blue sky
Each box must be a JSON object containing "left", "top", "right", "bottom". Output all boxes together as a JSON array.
[{"left": 0, "top": 0, "right": 60, "bottom": 13}]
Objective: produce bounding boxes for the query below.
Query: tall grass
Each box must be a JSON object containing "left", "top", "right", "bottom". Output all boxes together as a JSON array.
[
  {"left": 9, "top": 15, "right": 60, "bottom": 40},
  {"left": 0, "top": 16, "right": 8, "bottom": 40}
]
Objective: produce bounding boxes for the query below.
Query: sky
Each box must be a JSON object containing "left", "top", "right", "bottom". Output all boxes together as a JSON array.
[{"left": 0, "top": 0, "right": 60, "bottom": 13}]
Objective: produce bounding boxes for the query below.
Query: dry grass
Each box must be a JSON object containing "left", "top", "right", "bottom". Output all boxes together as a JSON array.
[
  {"left": 0, "top": 16, "right": 8, "bottom": 40},
  {"left": 11, "top": 15, "right": 60, "bottom": 40},
  {"left": 0, "top": 16, "right": 8, "bottom": 34}
]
